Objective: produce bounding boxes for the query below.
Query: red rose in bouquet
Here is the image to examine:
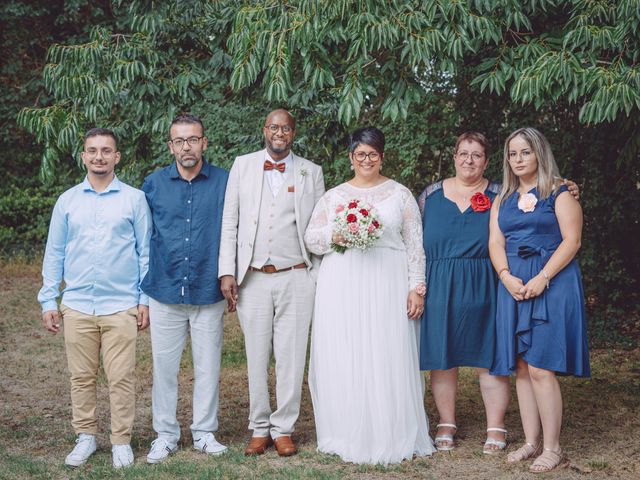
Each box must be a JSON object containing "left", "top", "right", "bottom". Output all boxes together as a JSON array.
[
  {"left": 346, "top": 213, "right": 357, "bottom": 223},
  {"left": 470, "top": 192, "right": 491, "bottom": 212}
]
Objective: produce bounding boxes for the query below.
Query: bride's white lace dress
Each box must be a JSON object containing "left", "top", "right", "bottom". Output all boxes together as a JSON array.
[{"left": 304, "top": 179, "right": 435, "bottom": 464}]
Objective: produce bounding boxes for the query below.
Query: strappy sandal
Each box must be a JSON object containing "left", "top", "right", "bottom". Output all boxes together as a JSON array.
[
  {"left": 434, "top": 423, "right": 457, "bottom": 451},
  {"left": 530, "top": 448, "right": 569, "bottom": 473},
  {"left": 507, "top": 441, "right": 541, "bottom": 463},
  {"left": 483, "top": 427, "right": 507, "bottom": 455}
]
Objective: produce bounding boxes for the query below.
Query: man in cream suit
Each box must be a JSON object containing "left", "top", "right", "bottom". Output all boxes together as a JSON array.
[{"left": 219, "top": 109, "right": 324, "bottom": 456}]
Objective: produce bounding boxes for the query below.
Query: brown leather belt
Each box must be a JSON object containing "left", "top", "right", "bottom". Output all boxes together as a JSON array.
[{"left": 248, "top": 263, "right": 307, "bottom": 274}]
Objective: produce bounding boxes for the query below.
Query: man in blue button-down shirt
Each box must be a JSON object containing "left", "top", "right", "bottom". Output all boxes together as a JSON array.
[
  {"left": 38, "top": 128, "right": 151, "bottom": 468},
  {"left": 142, "top": 113, "right": 229, "bottom": 463}
]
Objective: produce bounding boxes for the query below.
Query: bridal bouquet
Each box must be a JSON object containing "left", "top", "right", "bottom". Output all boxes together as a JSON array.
[{"left": 331, "top": 199, "right": 384, "bottom": 253}]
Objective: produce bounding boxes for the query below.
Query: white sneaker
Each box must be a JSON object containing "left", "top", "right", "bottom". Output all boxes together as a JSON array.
[
  {"left": 65, "top": 434, "right": 97, "bottom": 466},
  {"left": 193, "top": 432, "right": 227, "bottom": 456},
  {"left": 146, "top": 438, "right": 177, "bottom": 464},
  {"left": 112, "top": 443, "right": 134, "bottom": 468}
]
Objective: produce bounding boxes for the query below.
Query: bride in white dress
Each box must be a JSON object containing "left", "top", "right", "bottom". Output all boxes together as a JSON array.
[{"left": 304, "top": 127, "right": 435, "bottom": 465}]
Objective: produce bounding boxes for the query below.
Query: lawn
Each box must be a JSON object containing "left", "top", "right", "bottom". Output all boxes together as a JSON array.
[{"left": 0, "top": 261, "right": 638, "bottom": 479}]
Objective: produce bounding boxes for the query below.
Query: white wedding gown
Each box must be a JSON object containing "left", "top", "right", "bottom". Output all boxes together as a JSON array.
[{"left": 304, "top": 180, "right": 435, "bottom": 465}]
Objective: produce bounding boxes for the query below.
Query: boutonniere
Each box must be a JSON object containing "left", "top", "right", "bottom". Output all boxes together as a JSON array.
[
  {"left": 518, "top": 192, "right": 538, "bottom": 213},
  {"left": 299, "top": 168, "right": 308, "bottom": 184},
  {"left": 470, "top": 192, "right": 491, "bottom": 212}
]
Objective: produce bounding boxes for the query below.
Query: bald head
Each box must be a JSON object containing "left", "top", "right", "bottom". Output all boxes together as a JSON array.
[{"left": 265, "top": 109, "right": 296, "bottom": 131}]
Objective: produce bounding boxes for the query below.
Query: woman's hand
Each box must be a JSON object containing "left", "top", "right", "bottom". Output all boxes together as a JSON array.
[
  {"left": 502, "top": 273, "right": 525, "bottom": 301},
  {"left": 520, "top": 273, "right": 547, "bottom": 300},
  {"left": 332, "top": 232, "right": 346, "bottom": 245},
  {"left": 407, "top": 290, "right": 424, "bottom": 320}
]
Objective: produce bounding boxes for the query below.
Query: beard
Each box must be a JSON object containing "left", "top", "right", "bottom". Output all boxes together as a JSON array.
[
  {"left": 266, "top": 137, "right": 292, "bottom": 155},
  {"left": 177, "top": 155, "right": 200, "bottom": 168}
]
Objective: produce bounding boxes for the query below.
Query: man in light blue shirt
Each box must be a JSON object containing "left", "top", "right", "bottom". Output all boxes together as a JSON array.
[{"left": 38, "top": 128, "right": 151, "bottom": 469}]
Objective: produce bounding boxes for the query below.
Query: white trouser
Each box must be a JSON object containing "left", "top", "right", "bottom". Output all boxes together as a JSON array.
[
  {"left": 149, "top": 298, "right": 225, "bottom": 445},
  {"left": 237, "top": 268, "right": 315, "bottom": 438}
]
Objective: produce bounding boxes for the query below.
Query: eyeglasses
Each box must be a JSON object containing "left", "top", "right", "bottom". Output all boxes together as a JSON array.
[
  {"left": 353, "top": 151, "right": 381, "bottom": 162},
  {"left": 84, "top": 148, "right": 116, "bottom": 158},
  {"left": 170, "top": 136, "right": 204, "bottom": 149},
  {"left": 456, "top": 152, "right": 484, "bottom": 161},
  {"left": 265, "top": 124, "right": 293, "bottom": 134}
]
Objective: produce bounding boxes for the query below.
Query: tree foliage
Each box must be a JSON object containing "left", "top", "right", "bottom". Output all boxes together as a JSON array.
[
  {"left": 7, "top": 0, "right": 640, "bottom": 343},
  {"left": 15, "top": 0, "right": 640, "bottom": 178}
]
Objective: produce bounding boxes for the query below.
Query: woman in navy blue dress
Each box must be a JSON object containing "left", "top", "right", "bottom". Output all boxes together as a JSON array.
[
  {"left": 489, "top": 128, "right": 590, "bottom": 473},
  {"left": 418, "top": 132, "right": 510, "bottom": 454}
]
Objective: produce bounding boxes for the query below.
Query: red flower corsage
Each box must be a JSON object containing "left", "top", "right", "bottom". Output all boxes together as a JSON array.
[{"left": 470, "top": 192, "right": 491, "bottom": 212}]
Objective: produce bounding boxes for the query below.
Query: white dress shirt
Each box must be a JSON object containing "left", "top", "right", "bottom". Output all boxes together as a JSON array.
[{"left": 264, "top": 152, "right": 292, "bottom": 197}]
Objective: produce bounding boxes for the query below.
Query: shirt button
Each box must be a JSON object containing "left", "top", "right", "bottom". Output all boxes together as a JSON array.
[
  {"left": 188, "top": 200, "right": 191, "bottom": 204},
  {"left": 184, "top": 257, "right": 188, "bottom": 261},
  {"left": 186, "top": 219, "right": 190, "bottom": 222},
  {"left": 184, "top": 276, "right": 187, "bottom": 280},
  {"left": 185, "top": 238, "right": 189, "bottom": 241}
]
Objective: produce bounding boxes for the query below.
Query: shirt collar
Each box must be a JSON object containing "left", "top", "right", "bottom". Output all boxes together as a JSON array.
[
  {"left": 169, "top": 157, "right": 211, "bottom": 180},
  {"left": 81, "top": 175, "right": 121, "bottom": 193}
]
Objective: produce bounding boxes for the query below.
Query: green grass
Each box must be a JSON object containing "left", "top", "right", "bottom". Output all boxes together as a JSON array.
[{"left": 1, "top": 263, "right": 639, "bottom": 479}]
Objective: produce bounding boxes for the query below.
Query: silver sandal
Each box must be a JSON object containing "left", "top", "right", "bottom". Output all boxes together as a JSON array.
[
  {"left": 483, "top": 427, "right": 507, "bottom": 455},
  {"left": 434, "top": 423, "right": 457, "bottom": 451}
]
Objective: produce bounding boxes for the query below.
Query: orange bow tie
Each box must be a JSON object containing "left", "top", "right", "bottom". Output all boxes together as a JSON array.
[{"left": 264, "top": 160, "right": 286, "bottom": 173}]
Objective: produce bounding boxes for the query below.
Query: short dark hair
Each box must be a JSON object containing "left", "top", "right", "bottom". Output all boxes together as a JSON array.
[
  {"left": 170, "top": 113, "right": 205, "bottom": 135},
  {"left": 454, "top": 131, "right": 489, "bottom": 157},
  {"left": 349, "top": 127, "right": 385, "bottom": 154},
  {"left": 84, "top": 128, "right": 118, "bottom": 149}
]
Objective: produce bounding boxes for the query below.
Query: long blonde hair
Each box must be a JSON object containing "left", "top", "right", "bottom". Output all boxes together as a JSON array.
[{"left": 498, "top": 127, "right": 561, "bottom": 203}]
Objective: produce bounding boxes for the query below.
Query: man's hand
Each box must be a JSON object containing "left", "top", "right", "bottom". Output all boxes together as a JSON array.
[
  {"left": 42, "top": 310, "right": 61, "bottom": 334},
  {"left": 220, "top": 275, "right": 239, "bottom": 312},
  {"left": 137, "top": 304, "right": 150, "bottom": 330}
]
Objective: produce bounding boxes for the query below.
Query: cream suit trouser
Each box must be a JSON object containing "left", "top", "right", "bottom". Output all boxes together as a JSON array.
[{"left": 237, "top": 268, "right": 315, "bottom": 438}]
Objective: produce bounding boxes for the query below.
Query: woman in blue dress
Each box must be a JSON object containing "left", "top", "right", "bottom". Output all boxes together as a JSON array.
[
  {"left": 489, "top": 127, "right": 590, "bottom": 473},
  {"left": 418, "top": 132, "right": 510, "bottom": 454}
]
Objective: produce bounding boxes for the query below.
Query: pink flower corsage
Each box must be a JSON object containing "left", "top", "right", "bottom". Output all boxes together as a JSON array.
[
  {"left": 414, "top": 283, "right": 427, "bottom": 297},
  {"left": 518, "top": 192, "right": 538, "bottom": 213}
]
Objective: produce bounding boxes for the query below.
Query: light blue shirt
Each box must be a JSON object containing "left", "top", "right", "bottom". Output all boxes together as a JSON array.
[{"left": 38, "top": 176, "right": 152, "bottom": 315}]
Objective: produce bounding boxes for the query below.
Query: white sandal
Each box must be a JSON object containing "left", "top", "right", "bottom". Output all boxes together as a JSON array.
[
  {"left": 434, "top": 423, "right": 457, "bottom": 451},
  {"left": 483, "top": 427, "right": 507, "bottom": 455}
]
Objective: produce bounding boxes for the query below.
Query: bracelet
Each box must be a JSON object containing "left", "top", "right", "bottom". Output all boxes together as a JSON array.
[
  {"left": 541, "top": 269, "right": 550, "bottom": 289},
  {"left": 498, "top": 267, "right": 510, "bottom": 279}
]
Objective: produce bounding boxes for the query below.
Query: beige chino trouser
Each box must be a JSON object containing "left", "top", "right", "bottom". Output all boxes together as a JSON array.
[{"left": 61, "top": 304, "right": 138, "bottom": 444}]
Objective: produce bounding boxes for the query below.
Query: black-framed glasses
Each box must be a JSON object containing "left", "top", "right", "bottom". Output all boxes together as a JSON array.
[
  {"left": 265, "top": 124, "right": 293, "bottom": 134},
  {"left": 353, "top": 151, "right": 381, "bottom": 162},
  {"left": 170, "top": 136, "right": 204, "bottom": 149},
  {"left": 456, "top": 152, "right": 484, "bottom": 161}
]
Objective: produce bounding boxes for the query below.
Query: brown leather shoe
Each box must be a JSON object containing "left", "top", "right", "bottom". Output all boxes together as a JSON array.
[
  {"left": 244, "top": 436, "right": 273, "bottom": 455},
  {"left": 273, "top": 435, "right": 297, "bottom": 456}
]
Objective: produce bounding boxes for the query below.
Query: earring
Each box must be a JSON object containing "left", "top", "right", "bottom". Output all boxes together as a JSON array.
[
  {"left": 350, "top": 163, "right": 354, "bottom": 170},
  {"left": 379, "top": 163, "right": 382, "bottom": 171}
]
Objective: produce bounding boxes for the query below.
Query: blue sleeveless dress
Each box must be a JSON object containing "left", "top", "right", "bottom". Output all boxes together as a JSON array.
[
  {"left": 491, "top": 185, "right": 590, "bottom": 377},
  {"left": 418, "top": 181, "right": 500, "bottom": 370}
]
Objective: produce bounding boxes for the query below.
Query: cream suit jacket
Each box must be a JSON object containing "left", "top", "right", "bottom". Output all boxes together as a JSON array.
[{"left": 219, "top": 149, "right": 325, "bottom": 285}]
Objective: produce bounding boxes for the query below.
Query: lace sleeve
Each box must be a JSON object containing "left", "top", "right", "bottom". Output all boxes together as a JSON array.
[
  {"left": 304, "top": 195, "right": 334, "bottom": 255},
  {"left": 400, "top": 189, "right": 426, "bottom": 290}
]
